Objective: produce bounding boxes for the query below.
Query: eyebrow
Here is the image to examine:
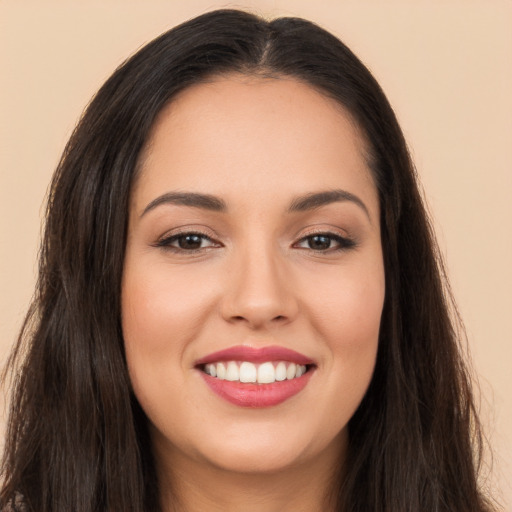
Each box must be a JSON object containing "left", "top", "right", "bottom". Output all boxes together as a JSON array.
[
  {"left": 141, "top": 188, "right": 370, "bottom": 219},
  {"left": 141, "top": 192, "right": 227, "bottom": 217},
  {"left": 288, "top": 189, "right": 370, "bottom": 219}
]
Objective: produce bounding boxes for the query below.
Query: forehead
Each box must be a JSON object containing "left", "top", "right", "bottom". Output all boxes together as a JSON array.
[{"left": 134, "top": 74, "right": 377, "bottom": 216}]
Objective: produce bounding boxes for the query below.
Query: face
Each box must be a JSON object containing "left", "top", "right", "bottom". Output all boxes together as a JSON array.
[{"left": 122, "top": 75, "right": 385, "bottom": 477}]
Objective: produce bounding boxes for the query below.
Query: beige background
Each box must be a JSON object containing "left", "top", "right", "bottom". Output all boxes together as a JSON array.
[{"left": 1, "top": 0, "right": 511, "bottom": 508}]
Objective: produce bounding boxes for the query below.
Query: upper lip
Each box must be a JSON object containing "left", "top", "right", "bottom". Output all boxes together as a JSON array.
[{"left": 195, "top": 345, "right": 315, "bottom": 366}]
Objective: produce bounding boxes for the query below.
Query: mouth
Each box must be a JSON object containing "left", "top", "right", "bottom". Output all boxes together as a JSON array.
[{"left": 195, "top": 346, "right": 316, "bottom": 407}]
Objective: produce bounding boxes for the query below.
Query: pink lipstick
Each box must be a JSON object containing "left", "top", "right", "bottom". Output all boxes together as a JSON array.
[
  {"left": 195, "top": 345, "right": 316, "bottom": 408},
  {"left": 195, "top": 345, "right": 313, "bottom": 366}
]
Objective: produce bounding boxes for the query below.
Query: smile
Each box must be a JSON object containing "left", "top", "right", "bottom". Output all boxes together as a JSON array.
[{"left": 196, "top": 346, "right": 316, "bottom": 407}]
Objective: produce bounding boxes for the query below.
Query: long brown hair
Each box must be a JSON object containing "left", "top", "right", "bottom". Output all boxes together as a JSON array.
[{"left": 1, "top": 9, "right": 494, "bottom": 511}]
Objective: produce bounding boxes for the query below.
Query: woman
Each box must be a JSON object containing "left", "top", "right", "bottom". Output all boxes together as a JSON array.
[{"left": 0, "top": 9, "right": 494, "bottom": 512}]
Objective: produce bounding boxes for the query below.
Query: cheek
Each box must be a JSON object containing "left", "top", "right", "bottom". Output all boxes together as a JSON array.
[
  {"left": 122, "top": 263, "right": 217, "bottom": 354},
  {"left": 308, "top": 257, "right": 385, "bottom": 347},
  {"left": 304, "top": 258, "right": 384, "bottom": 407},
  {"left": 120, "top": 262, "right": 216, "bottom": 411}
]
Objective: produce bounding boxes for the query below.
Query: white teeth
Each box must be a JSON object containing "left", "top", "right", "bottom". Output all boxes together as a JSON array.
[
  {"left": 239, "top": 362, "right": 257, "bottom": 383},
  {"left": 216, "top": 362, "right": 226, "bottom": 380},
  {"left": 205, "top": 363, "right": 217, "bottom": 377},
  {"left": 286, "top": 363, "right": 297, "bottom": 380},
  {"left": 275, "top": 361, "right": 287, "bottom": 381},
  {"left": 257, "top": 362, "right": 276, "bottom": 384},
  {"left": 204, "top": 361, "right": 309, "bottom": 384},
  {"left": 225, "top": 361, "right": 239, "bottom": 381}
]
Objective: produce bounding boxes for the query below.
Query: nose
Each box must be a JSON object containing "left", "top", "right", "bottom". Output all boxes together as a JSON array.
[{"left": 220, "top": 244, "right": 299, "bottom": 330}]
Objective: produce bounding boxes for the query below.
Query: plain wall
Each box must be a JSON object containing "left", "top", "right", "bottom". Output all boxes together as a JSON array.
[{"left": 1, "top": 0, "right": 511, "bottom": 508}]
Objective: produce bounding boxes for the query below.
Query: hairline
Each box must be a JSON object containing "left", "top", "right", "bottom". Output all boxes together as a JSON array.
[{"left": 132, "top": 69, "right": 378, "bottom": 203}]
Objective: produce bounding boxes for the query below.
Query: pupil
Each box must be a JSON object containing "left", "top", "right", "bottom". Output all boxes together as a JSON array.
[
  {"left": 309, "top": 235, "right": 331, "bottom": 250},
  {"left": 179, "top": 234, "right": 202, "bottom": 249}
]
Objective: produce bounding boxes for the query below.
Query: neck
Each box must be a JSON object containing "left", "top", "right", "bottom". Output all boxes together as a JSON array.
[{"left": 155, "top": 434, "right": 346, "bottom": 512}]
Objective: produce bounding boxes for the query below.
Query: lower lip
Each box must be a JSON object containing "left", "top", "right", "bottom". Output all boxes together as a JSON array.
[{"left": 199, "top": 370, "right": 314, "bottom": 408}]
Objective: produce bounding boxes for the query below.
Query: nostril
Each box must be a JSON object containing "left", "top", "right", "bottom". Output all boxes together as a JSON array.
[{"left": 230, "top": 314, "right": 286, "bottom": 322}]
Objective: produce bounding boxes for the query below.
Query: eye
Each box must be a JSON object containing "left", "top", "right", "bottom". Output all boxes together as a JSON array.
[
  {"left": 156, "top": 232, "right": 219, "bottom": 252},
  {"left": 294, "top": 233, "right": 355, "bottom": 252}
]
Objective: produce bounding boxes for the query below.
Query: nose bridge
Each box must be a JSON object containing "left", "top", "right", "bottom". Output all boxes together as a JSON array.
[{"left": 222, "top": 234, "right": 297, "bottom": 328}]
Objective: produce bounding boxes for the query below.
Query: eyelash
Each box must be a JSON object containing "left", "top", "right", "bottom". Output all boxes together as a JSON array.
[
  {"left": 155, "top": 230, "right": 356, "bottom": 254},
  {"left": 294, "top": 232, "right": 356, "bottom": 252},
  {"left": 155, "top": 231, "right": 219, "bottom": 252}
]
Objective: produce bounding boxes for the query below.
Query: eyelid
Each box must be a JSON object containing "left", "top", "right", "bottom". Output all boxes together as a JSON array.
[
  {"left": 154, "top": 227, "right": 222, "bottom": 251},
  {"left": 293, "top": 228, "right": 357, "bottom": 252}
]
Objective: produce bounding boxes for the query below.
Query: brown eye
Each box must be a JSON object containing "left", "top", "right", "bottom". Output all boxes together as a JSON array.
[
  {"left": 307, "top": 235, "right": 332, "bottom": 250},
  {"left": 295, "top": 233, "right": 356, "bottom": 252},
  {"left": 156, "top": 232, "right": 219, "bottom": 251},
  {"left": 176, "top": 234, "right": 204, "bottom": 250}
]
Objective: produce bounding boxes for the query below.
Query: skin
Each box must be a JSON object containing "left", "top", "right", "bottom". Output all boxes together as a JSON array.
[{"left": 122, "top": 74, "right": 385, "bottom": 512}]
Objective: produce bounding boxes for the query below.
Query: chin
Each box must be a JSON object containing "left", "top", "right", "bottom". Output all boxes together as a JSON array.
[
  {"left": 188, "top": 422, "right": 347, "bottom": 476},
  {"left": 205, "top": 444, "right": 302, "bottom": 474}
]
